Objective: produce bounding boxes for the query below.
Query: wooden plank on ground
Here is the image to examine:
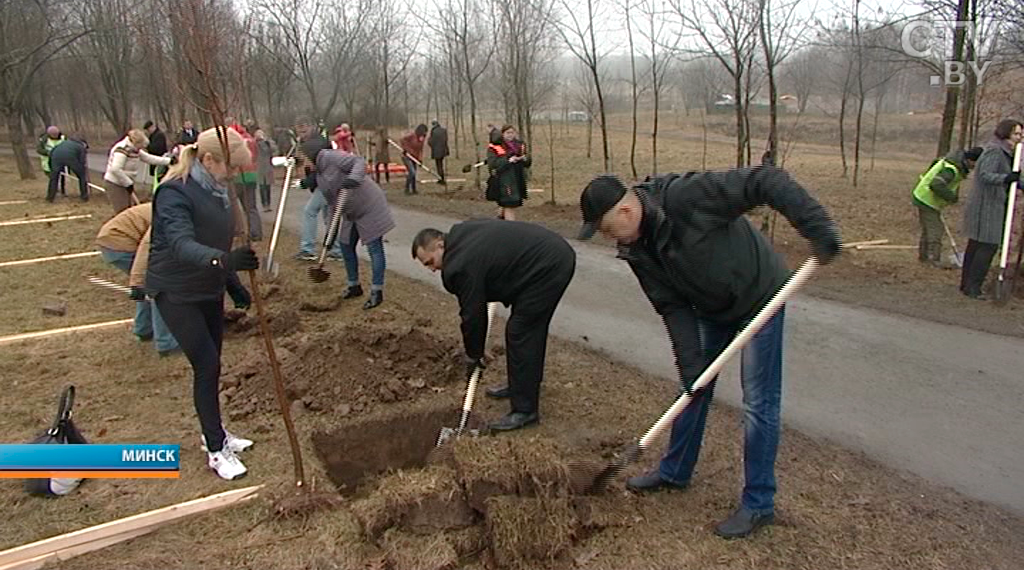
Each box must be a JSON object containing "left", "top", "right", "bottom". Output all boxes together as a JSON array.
[
  {"left": 854, "top": 244, "right": 916, "bottom": 250},
  {"left": 0, "top": 486, "right": 262, "bottom": 569},
  {"left": 0, "top": 200, "right": 28, "bottom": 206},
  {"left": 0, "top": 215, "right": 92, "bottom": 227},
  {"left": 0, "top": 319, "right": 134, "bottom": 345},
  {"left": 842, "top": 239, "right": 889, "bottom": 248},
  {"left": 0, "top": 251, "right": 101, "bottom": 268}
]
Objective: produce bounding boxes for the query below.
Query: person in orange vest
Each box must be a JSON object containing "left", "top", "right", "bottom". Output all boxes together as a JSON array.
[{"left": 486, "top": 124, "right": 531, "bottom": 220}]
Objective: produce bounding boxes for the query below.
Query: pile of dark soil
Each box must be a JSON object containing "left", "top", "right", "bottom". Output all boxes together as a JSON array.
[{"left": 222, "top": 321, "right": 462, "bottom": 421}]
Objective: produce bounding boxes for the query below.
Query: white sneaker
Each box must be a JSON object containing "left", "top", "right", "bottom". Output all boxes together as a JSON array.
[
  {"left": 201, "top": 429, "right": 254, "bottom": 453},
  {"left": 207, "top": 449, "right": 247, "bottom": 480}
]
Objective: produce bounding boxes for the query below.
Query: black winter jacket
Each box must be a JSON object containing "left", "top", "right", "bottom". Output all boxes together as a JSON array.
[
  {"left": 48, "top": 139, "right": 88, "bottom": 171},
  {"left": 621, "top": 166, "right": 839, "bottom": 384},
  {"left": 442, "top": 219, "right": 576, "bottom": 359},
  {"left": 146, "top": 176, "right": 236, "bottom": 303}
]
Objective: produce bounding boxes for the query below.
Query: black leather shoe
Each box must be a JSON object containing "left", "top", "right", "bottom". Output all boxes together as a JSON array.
[
  {"left": 485, "top": 386, "right": 510, "bottom": 399},
  {"left": 363, "top": 290, "right": 383, "bottom": 310},
  {"left": 625, "top": 470, "right": 689, "bottom": 493},
  {"left": 714, "top": 508, "right": 775, "bottom": 539},
  {"left": 488, "top": 412, "right": 539, "bottom": 432},
  {"left": 341, "top": 284, "right": 364, "bottom": 299}
]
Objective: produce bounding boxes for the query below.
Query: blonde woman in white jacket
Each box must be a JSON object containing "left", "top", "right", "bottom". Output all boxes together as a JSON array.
[{"left": 104, "top": 129, "right": 172, "bottom": 213}]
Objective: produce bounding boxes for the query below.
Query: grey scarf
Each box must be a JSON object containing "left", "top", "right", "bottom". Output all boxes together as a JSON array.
[{"left": 189, "top": 160, "right": 231, "bottom": 209}]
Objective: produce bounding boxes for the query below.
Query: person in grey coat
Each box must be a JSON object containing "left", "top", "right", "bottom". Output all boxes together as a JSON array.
[
  {"left": 960, "top": 118, "right": 1023, "bottom": 299},
  {"left": 429, "top": 119, "right": 450, "bottom": 185},
  {"left": 302, "top": 149, "right": 396, "bottom": 310},
  {"left": 254, "top": 129, "right": 278, "bottom": 212}
]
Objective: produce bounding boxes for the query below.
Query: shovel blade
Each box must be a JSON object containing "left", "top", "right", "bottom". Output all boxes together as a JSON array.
[
  {"left": 949, "top": 252, "right": 964, "bottom": 268},
  {"left": 435, "top": 426, "right": 481, "bottom": 447},
  {"left": 307, "top": 266, "right": 331, "bottom": 283},
  {"left": 262, "top": 257, "right": 280, "bottom": 279}
]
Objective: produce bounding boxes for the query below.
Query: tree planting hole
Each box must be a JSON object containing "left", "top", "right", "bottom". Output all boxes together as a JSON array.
[{"left": 312, "top": 406, "right": 458, "bottom": 496}]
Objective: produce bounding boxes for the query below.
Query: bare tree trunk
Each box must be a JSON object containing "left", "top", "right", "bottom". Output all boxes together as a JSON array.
[
  {"left": 5, "top": 110, "right": 36, "bottom": 180},
  {"left": 701, "top": 107, "right": 708, "bottom": 170},
  {"left": 733, "top": 73, "right": 745, "bottom": 167},
  {"left": 937, "top": 0, "right": 970, "bottom": 156},
  {"left": 586, "top": 117, "right": 593, "bottom": 158},
  {"left": 626, "top": 0, "right": 638, "bottom": 179},
  {"left": 853, "top": 93, "right": 865, "bottom": 186},
  {"left": 838, "top": 92, "right": 849, "bottom": 177},
  {"left": 548, "top": 117, "right": 556, "bottom": 204},
  {"left": 652, "top": 81, "right": 660, "bottom": 174},
  {"left": 870, "top": 98, "right": 881, "bottom": 171}
]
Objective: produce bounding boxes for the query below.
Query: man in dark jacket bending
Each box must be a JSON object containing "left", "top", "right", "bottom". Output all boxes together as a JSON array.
[
  {"left": 578, "top": 167, "right": 841, "bottom": 539},
  {"left": 47, "top": 134, "right": 90, "bottom": 202},
  {"left": 412, "top": 219, "right": 576, "bottom": 431}
]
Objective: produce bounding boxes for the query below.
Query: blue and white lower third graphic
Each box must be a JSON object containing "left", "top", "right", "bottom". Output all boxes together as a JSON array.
[{"left": 0, "top": 444, "right": 180, "bottom": 478}]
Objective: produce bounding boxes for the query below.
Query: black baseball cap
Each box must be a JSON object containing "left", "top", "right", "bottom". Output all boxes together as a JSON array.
[{"left": 578, "top": 175, "right": 628, "bottom": 240}]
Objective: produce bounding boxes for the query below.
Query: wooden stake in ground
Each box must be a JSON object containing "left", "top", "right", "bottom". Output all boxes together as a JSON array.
[
  {"left": 0, "top": 486, "right": 261, "bottom": 570},
  {"left": 0, "top": 319, "right": 133, "bottom": 345},
  {"left": 176, "top": 0, "right": 306, "bottom": 491},
  {"left": 0, "top": 251, "right": 100, "bottom": 268},
  {"left": 0, "top": 215, "right": 92, "bottom": 227}
]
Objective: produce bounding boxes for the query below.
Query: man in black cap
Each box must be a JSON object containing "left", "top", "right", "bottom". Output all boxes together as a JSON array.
[
  {"left": 578, "top": 167, "right": 840, "bottom": 539},
  {"left": 412, "top": 219, "right": 576, "bottom": 431}
]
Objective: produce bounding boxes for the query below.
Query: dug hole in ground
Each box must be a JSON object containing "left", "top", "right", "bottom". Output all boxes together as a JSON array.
[{"left": 0, "top": 157, "right": 1022, "bottom": 570}]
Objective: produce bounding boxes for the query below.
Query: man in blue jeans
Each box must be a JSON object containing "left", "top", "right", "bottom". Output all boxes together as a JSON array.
[
  {"left": 295, "top": 186, "right": 345, "bottom": 261},
  {"left": 95, "top": 203, "right": 180, "bottom": 356},
  {"left": 577, "top": 169, "right": 840, "bottom": 538},
  {"left": 292, "top": 118, "right": 338, "bottom": 260}
]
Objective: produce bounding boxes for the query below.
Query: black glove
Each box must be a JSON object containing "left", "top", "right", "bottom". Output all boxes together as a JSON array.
[
  {"left": 129, "top": 286, "right": 146, "bottom": 301},
  {"left": 221, "top": 247, "right": 259, "bottom": 271},
  {"left": 463, "top": 354, "right": 486, "bottom": 378},
  {"left": 810, "top": 226, "right": 842, "bottom": 265},
  {"left": 299, "top": 172, "right": 318, "bottom": 191},
  {"left": 1005, "top": 171, "right": 1020, "bottom": 185},
  {"left": 227, "top": 281, "right": 252, "bottom": 309}
]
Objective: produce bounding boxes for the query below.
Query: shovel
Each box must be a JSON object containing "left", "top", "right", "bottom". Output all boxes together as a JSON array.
[
  {"left": 994, "top": 142, "right": 1022, "bottom": 305},
  {"left": 263, "top": 148, "right": 297, "bottom": 279},
  {"left": 461, "top": 160, "right": 485, "bottom": 173},
  {"left": 437, "top": 301, "right": 498, "bottom": 446},
  {"left": 940, "top": 214, "right": 964, "bottom": 268},
  {"left": 307, "top": 189, "right": 347, "bottom": 284},
  {"left": 570, "top": 257, "right": 819, "bottom": 494},
  {"left": 387, "top": 139, "right": 443, "bottom": 182}
]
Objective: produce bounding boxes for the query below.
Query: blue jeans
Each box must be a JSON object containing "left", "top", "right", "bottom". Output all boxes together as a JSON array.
[
  {"left": 298, "top": 189, "right": 343, "bottom": 256},
  {"left": 658, "top": 307, "right": 786, "bottom": 515},
  {"left": 340, "top": 225, "right": 385, "bottom": 289},
  {"left": 99, "top": 248, "right": 179, "bottom": 352},
  {"left": 403, "top": 157, "right": 417, "bottom": 193}
]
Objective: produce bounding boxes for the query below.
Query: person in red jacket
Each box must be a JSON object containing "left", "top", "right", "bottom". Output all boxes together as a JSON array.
[
  {"left": 400, "top": 124, "right": 428, "bottom": 195},
  {"left": 227, "top": 119, "right": 262, "bottom": 241},
  {"left": 332, "top": 123, "right": 358, "bottom": 154}
]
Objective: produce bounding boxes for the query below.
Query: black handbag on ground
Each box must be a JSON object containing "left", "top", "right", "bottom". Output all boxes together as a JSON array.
[{"left": 24, "top": 385, "right": 88, "bottom": 497}]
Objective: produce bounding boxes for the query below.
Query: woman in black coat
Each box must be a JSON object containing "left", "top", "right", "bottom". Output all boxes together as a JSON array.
[
  {"left": 147, "top": 127, "right": 259, "bottom": 481},
  {"left": 486, "top": 124, "right": 531, "bottom": 221}
]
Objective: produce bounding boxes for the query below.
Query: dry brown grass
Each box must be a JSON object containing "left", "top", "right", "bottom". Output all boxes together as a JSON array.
[{"left": 0, "top": 156, "right": 1023, "bottom": 570}]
